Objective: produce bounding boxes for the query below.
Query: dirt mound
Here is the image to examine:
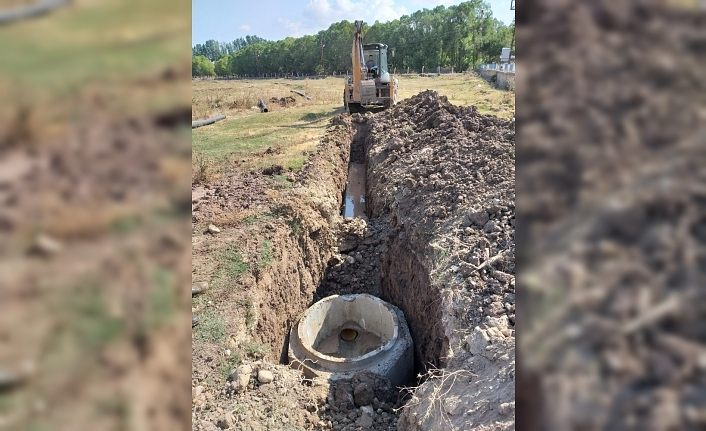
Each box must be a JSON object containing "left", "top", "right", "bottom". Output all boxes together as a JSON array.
[
  {"left": 191, "top": 171, "right": 270, "bottom": 226},
  {"left": 361, "top": 91, "right": 515, "bottom": 430},
  {"left": 270, "top": 96, "right": 297, "bottom": 107},
  {"left": 316, "top": 218, "right": 390, "bottom": 300},
  {"left": 518, "top": 1, "right": 706, "bottom": 429},
  {"left": 193, "top": 362, "right": 328, "bottom": 430}
]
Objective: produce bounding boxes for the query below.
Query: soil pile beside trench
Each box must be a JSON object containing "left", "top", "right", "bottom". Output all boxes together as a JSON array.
[{"left": 362, "top": 91, "right": 516, "bottom": 430}]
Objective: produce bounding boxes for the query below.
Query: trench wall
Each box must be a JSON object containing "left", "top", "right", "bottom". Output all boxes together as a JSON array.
[
  {"left": 250, "top": 117, "right": 354, "bottom": 361},
  {"left": 379, "top": 229, "right": 448, "bottom": 370},
  {"left": 363, "top": 121, "right": 449, "bottom": 372}
]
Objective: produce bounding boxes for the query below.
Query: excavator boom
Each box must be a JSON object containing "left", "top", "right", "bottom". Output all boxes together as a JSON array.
[{"left": 351, "top": 20, "right": 363, "bottom": 102}]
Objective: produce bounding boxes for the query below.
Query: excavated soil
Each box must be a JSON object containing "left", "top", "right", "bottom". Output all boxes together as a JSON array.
[
  {"left": 192, "top": 90, "right": 515, "bottom": 431},
  {"left": 0, "top": 102, "right": 192, "bottom": 430},
  {"left": 362, "top": 92, "right": 515, "bottom": 430},
  {"left": 518, "top": 0, "right": 706, "bottom": 429}
]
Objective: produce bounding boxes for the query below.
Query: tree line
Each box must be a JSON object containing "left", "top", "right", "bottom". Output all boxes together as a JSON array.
[{"left": 192, "top": 0, "right": 513, "bottom": 78}]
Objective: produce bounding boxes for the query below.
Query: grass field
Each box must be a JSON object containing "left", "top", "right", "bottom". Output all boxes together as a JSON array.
[
  {"left": 192, "top": 73, "right": 514, "bottom": 177},
  {"left": 0, "top": 0, "right": 187, "bottom": 91},
  {"left": 0, "top": 0, "right": 190, "bottom": 128}
]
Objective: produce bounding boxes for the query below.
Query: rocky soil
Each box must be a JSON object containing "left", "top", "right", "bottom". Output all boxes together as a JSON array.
[
  {"left": 518, "top": 0, "right": 706, "bottom": 429},
  {"left": 358, "top": 92, "right": 516, "bottom": 430}
]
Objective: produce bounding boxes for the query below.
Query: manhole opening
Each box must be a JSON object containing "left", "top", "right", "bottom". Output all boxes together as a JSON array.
[{"left": 340, "top": 328, "right": 358, "bottom": 341}]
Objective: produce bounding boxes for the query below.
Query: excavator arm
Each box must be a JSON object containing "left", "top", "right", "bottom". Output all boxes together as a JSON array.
[{"left": 351, "top": 20, "right": 364, "bottom": 103}]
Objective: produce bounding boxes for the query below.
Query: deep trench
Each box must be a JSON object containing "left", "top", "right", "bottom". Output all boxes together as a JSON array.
[{"left": 281, "top": 121, "right": 447, "bottom": 380}]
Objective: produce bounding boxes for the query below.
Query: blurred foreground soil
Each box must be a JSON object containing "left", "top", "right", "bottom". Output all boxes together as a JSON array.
[
  {"left": 518, "top": 0, "right": 706, "bottom": 429},
  {"left": 0, "top": 1, "right": 192, "bottom": 430}
]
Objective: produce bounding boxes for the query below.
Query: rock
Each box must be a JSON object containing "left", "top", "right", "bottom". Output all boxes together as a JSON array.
[
  {"left": 230, "top": 365, "right": 252, "bottom": 392},
  {"left": 465, "top": 210, "right": 489, "bottom": 227},
  {"left": 493, "top": 270, "right": 513, "bottom": 284},
  {"left": 329, "top": 381, "right": 354, "bottom": 411},
  {"left": 353, "top": 382, "right": 374, "bottom": 407},
  {"left": 345, "top": 255, "right": 356, "bottom": 265},
  {"left": 339, "top": 239, "right": 358, "bottom": 253},
  {"left": 207, "top": 224, "right": 221, "bottom": 234},
  {"left": 499, "top": 401, "right": 514, "bottom": 416},
  {"left": 30, "top": 234, "right": 62, "bottom": 256},
  {"left": 352, "top": 372, "right": 392, "bottom": 404},
  {"left": 215, "top": 411, "right": 235, "bottom": 429},
  {"left": 356, "top": 406, "right": 375, "bottom": 428},
  {"left": 192, "top": 385, "right": 204, "bottom": 398},
  {"left": 443, "top": 397, "right": 462, "bottom": 415},
  {"left": 192, "top": 281, "right": 209, "bottom": 295},
  {"left": 257, "top": 369, "right": 274, "bottom": 384},
  {"left": 483, "top": 220, "right": 500, "bottom": 233}
]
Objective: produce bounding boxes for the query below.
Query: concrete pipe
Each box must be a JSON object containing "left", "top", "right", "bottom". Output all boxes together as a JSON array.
[{"left": 289, "top": 294, "right": 414, "bottom": 387}]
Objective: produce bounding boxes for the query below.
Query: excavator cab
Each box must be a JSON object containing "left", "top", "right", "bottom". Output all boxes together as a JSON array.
[
  {"left": 363, "top": 44, "right": 388, "bottom": 79},
  {"left": 344, "top": 21, "right": 398, "bottom": 113}
]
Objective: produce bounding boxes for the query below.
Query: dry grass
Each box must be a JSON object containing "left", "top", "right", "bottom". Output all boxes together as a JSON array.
[
  {"left": 397, "top": 73, "right": 515, "bottom": 118},
  {"left": 192, "top": 77, "right": 343, "bottom": 120},
  {"left": 192, "top": 73, "right": 514, "bottom": 120},
  {"left": 192, "top": 73, "right": 514, "bottom": 182},
  {"left": 398, "top": 366, "right": 474, "bottom": 431},
  {"left": 192, "top": 153, "right": 222, "bottom": 185}
]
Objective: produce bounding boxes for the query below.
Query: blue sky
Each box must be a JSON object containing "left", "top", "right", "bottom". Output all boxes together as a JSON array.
[{"left": 193, "top": 0, "right": 515, "bottom": 45}]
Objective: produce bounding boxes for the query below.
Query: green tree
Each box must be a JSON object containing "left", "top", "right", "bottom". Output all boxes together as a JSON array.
[
  {"left": 192, "top": 55, "right": 215, "bottom": 77},
  {"left": 214, "top": 56, "right": 230, "bottom": 76},
  {"left": 195, "top": 1, "right": 512, "bottom": 76}
]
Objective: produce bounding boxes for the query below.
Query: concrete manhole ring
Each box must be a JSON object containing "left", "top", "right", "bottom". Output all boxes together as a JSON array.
[{"left": 289, "top": 294, "right": 414, "bottom": 386}]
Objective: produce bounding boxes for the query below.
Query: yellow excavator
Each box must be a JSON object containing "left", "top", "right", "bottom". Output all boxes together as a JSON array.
[{"left": 343, "top": 20, "right": 398, "bottom": 113}]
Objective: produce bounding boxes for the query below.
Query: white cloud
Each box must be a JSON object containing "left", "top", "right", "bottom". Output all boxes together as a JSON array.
[
  {"left": 304, "top": 0, "right": 408, "bottom": 29},
  {"left": 276, "top": 0, "right": 470, "bottom": 39},
  {"left": 276, "top": 17, "right": 310, "bottom": 38},
  {"left": 408, "top": 0, "right": 463, "bottom": 7},
  {"left": 239, "top": 24, "right": 251, "bottom": 32}
]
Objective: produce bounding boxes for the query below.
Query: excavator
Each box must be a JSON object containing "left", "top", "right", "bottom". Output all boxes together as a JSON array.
[{"left": 344, "top": 20, "right": 398, "bottom": 113}]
